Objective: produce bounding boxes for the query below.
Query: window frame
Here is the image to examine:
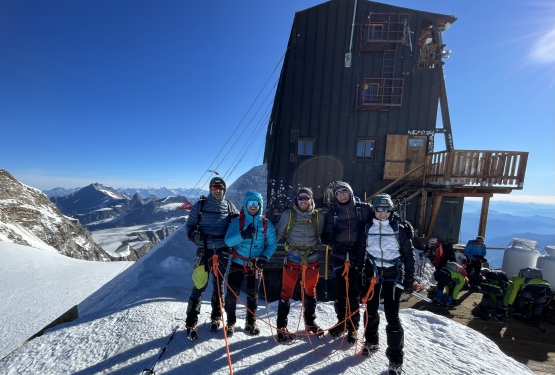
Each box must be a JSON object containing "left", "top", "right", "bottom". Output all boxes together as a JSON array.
[
  {"left": 365, "top": 23, "right": 384, "bottom": 40},
  {"left": 296, "top": 137, "right": 316, "bottom": 156},
  {"left": 363, "top": 82, "right": 380, "bottom": 103},
  {"left": 356, "top": 139, "right": 376, "bottom": 158}
]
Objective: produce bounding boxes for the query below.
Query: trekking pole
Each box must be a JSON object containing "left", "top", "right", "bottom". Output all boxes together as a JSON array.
[
  {"left": 140, "top": 325, "right": 180, "bottom": 375},
  {"left": 395, "top": 283, "right": 432, "bottom": 303}
]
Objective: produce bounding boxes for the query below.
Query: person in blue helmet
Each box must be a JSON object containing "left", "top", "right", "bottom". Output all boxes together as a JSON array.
[{"left": 223, "top": 191, "right": 277, "bottom": 337}]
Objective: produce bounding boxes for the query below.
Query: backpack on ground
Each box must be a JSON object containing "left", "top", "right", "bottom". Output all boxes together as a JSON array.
[
  {"left": 481, "top": 270, "right": 509, "bottom": 295},
  {"left": 519, "top": 267, "right": 543, "bottom": 280},
  {"left": 485, "top": 270, "right": 509, "bottom": 283}
]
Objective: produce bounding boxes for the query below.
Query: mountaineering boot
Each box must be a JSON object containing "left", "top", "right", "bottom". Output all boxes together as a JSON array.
[
  {"left": 304, "top": 296, "right": 324, "bottom": 337},
  {"left": 347, "top": 329, "right": 357, "bottom": 345},
  {"left": 276, "top": 299, "right": 290, "bottom": 329},
  {"left": 306, "top": 324, "right": 324, "bottom": 338},
  {"left": 328, "top": 324, "right": 345, "bottom": 337},
  {"left": 388, "top": 361, "right": 403, "bottom": 375},
  {"left": 276, "top": 327, "right": 295, "bottom": 342},
  {"left": 361, "top": 342, "right": 379, "bottom": 358},
  {"left": 244, "top": 322, "right": 260, "bottom": 335},
  {"left": 210, "top": 320, "right": 221, "bottom": 332},
  {"left": 186, "top": 326, "right": 198, "bottom": 341},
  {"left": 445, "top": 296, "right": 456, "bottom": 310},
  {"left": 225, "top": 324, "right": 235, "bottom": 337},
  {"left": 434, "top": 290, "right": 444, "bottom": 305},
  {"left": 185, "top": 297, "right": 202, "bottom": 328}
]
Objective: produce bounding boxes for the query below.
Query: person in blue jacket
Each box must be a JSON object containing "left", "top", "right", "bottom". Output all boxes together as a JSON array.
[
  {"left": 464, "top": 236, "right": 487, "bottom": 288},
  {"left": 224, "top": 191, "right": 277, "bottom": 337}
]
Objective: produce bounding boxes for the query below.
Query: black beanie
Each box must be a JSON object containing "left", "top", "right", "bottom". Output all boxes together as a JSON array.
[
  {"left": 209, "top": 177, "right": 226, "bottom": 190},
  {"left": 296, "top": 187, "right": 313, "bottom": 199}
]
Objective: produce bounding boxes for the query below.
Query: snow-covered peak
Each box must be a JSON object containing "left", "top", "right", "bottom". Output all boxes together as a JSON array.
[{"left": 0, "top": 169, "right": 111, "bottom": 260}]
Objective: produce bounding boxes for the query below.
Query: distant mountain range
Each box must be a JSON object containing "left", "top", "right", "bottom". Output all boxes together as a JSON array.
[
  {"left": 43, "top": 186, "right": 208, "bottom": 199},
  {"left": 38, "top": 165, "right": 555, "bottom": 253},
  {"left": 460, "top": 206, "right": 555, "bottom": 250}
]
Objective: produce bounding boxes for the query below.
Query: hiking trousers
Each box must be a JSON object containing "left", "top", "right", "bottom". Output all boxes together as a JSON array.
[
  {"left": 185, "top": 247, "right": 229, "bottom": 327},
  {"left": 280, "top": 259, "right": 319, "bottom": 300},
  {"left": 224, "top": 263, "right": 261, "bottom": 326},
  {"left": 364, "top": 281, "right": 404, "bottom": 364}
]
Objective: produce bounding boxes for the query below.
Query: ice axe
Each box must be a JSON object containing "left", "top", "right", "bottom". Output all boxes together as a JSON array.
[{"left": 395, "top": 283, "right": 432, "bottom": 303}]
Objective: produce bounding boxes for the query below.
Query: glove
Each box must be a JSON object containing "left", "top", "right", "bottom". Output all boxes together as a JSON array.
[
  {"left": 256, "top": 256, "right": 268, "bottom": 270},
  {"left": 240, "top": 223, "right": 255, "bottom": 239},
  {"left": 188, "top": 227, "right": 204, "bottom": 242},
  {"left": 403, "top": 279, "right": 415, "bottom": 295}
]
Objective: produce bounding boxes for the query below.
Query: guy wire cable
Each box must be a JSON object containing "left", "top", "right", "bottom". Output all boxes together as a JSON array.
[
  {"left": 182, "top": 53, "right": 285, "bottom": 203},
  {"left": 212, "top": 79, "right": 277, "bottom": 181},
  {"left": 222, "top": 100, "right": 274, "bottom": 180}
]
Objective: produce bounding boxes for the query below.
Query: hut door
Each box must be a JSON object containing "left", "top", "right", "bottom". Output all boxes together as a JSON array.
[
  {"left": 383, "top": 135, "right": 427, "bottom": 180},
  {"left": 406, "top": 136, "right": 427, "bottom": 179}
]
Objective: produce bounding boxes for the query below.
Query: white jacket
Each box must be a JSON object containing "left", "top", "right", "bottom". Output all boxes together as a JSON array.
[{"left": 365, "top": 218, "right": 401, "bottom": 268}]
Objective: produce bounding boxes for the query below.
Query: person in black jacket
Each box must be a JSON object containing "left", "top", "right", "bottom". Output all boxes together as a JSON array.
[
  {"left": 321, "top": 181, "right": 372, "bottom": 344},
  {"left": 357, "top": 193, "right": 415, "bottom": 375}
]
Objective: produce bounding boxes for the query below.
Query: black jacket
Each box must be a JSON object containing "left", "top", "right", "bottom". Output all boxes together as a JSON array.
[{"left": 321, "top": 200, "right": 372, "bottom": 263}]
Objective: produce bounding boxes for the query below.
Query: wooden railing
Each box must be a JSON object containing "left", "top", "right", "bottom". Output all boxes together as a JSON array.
[{"left": 425, "top": 150, "right": 528, "bottom": 189}]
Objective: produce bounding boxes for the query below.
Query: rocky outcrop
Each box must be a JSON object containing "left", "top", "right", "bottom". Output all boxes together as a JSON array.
[{"left": 0, "top": 169, "right": 112, "bottom": 261}]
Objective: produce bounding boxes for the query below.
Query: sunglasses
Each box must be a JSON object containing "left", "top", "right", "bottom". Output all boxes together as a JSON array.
[
  {"left": 375, "top": 206, "right": 392, "bottom": 213},
  {"left": 335, "top": 188, "right": 349, "bottom": 196},
  {"left": 211, "top": 184, "right": 224, "bottom": 191},
  {"left": 247, "top": 200, "right": 260, "bottom": 207},
  {"left": 297, "top": 195, "right": 310, "bottom": 201}
]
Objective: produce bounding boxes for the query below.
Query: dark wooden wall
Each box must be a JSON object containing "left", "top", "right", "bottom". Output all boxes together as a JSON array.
[{"left": 264, "top": 0, "right": 456, "bottom": 214}]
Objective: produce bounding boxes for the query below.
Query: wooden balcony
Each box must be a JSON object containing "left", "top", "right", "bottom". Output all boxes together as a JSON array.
[
  {"left": 425, "top": 150, "right": 528, "bottom": 190},
  {"left": 416, "top": 43, "right": 444, "bottom": 68}
]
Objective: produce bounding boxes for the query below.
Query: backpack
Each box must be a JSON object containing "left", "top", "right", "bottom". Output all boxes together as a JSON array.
[
  {"left": 485, "top": 270, "right": 509, "bottom": 283},
  {"left": 239, "top": 208, "right": 268, "bottom": 242},
  {"left": 445, "top": 261, "right": 465, "bottom": 275},
  {"left": 481, "top": 270, "right": 509, "bottom": 295},
  {"left": 285, "top": 208, "right": 320, "bottom": 240},
  {"left": 392, "top": 212, "right": 415, "bottom": 241},
  {"left": 197, "top": 195, "right": 234, "bottom": 223},
  {"left": 519, "top": 267, "right": 543, "bottom": 280}
]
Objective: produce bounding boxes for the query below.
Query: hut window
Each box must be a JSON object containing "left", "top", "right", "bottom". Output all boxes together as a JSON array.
[
  {"left": 364, "top": 24, "right": 383, "bottom": 40},
  {"left": 356, "top": 140, "right": 375, "bottom": 157},
  {"left": 363, "top": 83, "right": 380, "bottom": 102},
  {"left": 408, "top": 138, "right": 424, "bottom": 147},
  {"left": 297, "top": 138, "right": 315, "bottom": 156}
]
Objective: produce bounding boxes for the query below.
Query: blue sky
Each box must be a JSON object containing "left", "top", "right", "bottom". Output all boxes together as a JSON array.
[{"left": 1, "top": 0, "right": 553, "bottom": 201}]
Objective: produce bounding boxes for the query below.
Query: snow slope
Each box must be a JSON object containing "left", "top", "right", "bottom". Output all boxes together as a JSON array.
[
  {"left": 0, "top": 242, "right": 132, "bottom": 356},
  {"left": 0, "top": 226, "right": 533, "bottom": 374}
]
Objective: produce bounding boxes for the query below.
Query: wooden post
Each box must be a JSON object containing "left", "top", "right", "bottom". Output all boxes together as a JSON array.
[
  {"left": 426, "top": 195, "right": 443, "bottom": 240},
  {"left": 418, "top": 188, "right": 428, "bottom": 236},
  {"left": 478, "top": 196, "right": 491, "bottom": 238}
]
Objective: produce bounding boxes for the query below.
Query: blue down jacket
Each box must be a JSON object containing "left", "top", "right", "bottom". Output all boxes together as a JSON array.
[
  {"left": 464, "top": 240, "right": 487, "bottom": 259},
  {"left": 225, "top": 191, "right": 277, "bottom": 266}
]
